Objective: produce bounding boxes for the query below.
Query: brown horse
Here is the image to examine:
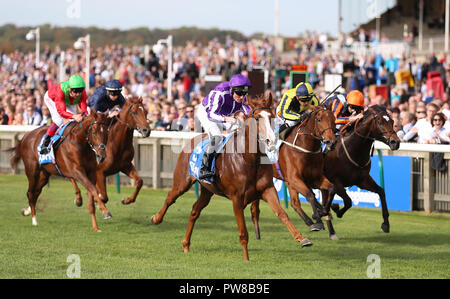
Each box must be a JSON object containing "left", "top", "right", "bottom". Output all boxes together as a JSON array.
[
  {"left": 6, "top": 110, "right": 111, "bottom": 232},
  {"left": 69, "top": 96, "right": 151, "bottom": 211},
  {"left": 251, "top": 105, "right": 337, "bottom": 240},
  {"left": 320, "top": 104, "right": 400, "bottom": 238},
  {"left": 151, "top": 93, "right": 312, "bottom": 261}
]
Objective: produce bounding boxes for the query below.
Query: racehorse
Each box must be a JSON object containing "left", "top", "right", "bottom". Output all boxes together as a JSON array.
[
  {"left": 320, "top": 104, "right": 400, "bottom": 238},
  {"left": 6, "top": 110, "right": 111, "bottom": 232},
  {"left": 69, "top": 96, "right": 151, "bottom": 211},
  {"left": 251, "top": 105, "right": 337, "bottom": 240},
  {"left": 151, "top": 93, "right": 313, "bottom": 261}
]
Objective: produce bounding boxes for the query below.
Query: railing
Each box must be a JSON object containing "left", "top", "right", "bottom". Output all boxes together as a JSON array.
[{"left": 1, "top": 125, "right": 449, "bottom": 213}]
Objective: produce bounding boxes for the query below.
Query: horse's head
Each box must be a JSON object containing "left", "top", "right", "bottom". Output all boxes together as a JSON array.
[
  {"left": 362, "top": 105, "right": 400, "bottom": 150},
  {"left": 310, "top": 105, "right": 337, "bottom": 151},
  {"left": 83, "top": 110, "right": 110, "bottom": 164},
  {"left": 120, "top": 96, "right": 151, "bottom": 137},
  {"left": 247, "top": 93, "right": 277, "bottom": 152}
]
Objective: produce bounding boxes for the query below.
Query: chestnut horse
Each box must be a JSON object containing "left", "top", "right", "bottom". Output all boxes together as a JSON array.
[
  {"left": 320, "top": 105, "right": 400, "bottom": 238},
  {"left": 151, "top": 93, "right": 312, "bottom": 261},
  {"left": 6, "top": 110, "right": 111, "bottom": 232},
  {"left": 69, "top": 96, "right": 151, "bottom": 211},
  {"left": 251, "top": 105, "right": 337, "bottom": 240}
]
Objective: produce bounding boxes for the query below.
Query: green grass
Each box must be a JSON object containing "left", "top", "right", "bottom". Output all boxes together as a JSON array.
[{"left": 0, "top": 174, "right": 449, "bottom": 279}]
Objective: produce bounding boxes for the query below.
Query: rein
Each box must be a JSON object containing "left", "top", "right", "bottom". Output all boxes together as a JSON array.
[
  {"left": 341, "top": 109, "right": 396, "bottom": 168},
  {"left": 284, "top": 106, "right": 333, "bottom": 154}
]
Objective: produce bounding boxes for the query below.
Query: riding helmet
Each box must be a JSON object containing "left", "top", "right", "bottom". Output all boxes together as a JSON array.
[
  {"left": 68, "top": 75, "right": 86, "bottom": 89},
  {"left": 295, "top": 82, "right": 314, "bottom": 99},
  {"left": 230, "top": 74, "right": 252, "bottom": 89},
  {"left": 105, "top": 79, "right": 123, "bottom": 91},
  {"left": 347, "top": 90, "right": 365, "bottom": 107}
]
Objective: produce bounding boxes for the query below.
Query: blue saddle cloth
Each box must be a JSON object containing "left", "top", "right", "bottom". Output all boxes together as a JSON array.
[
  {"left": 189, "top": 134, "right": 233, "bottom": 183},
  {"left": 37, "top": 121, "right": 72, "bottom": 166}
]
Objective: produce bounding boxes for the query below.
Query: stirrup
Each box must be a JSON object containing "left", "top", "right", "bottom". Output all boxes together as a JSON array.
[
  {"left": 199, "top": 171, "right": 215, "bottom": 180},
  {"left": 40, "top": 146, "right": 50, "bottom": 155}
]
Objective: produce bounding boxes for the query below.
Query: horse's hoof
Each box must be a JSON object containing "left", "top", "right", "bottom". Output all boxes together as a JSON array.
[
  {"left": 331, "top": 203, "right": 340, "bottom": 213},
  {"left": 102, "top": 212, "right": 112, "bottom": 220},
  {"left": 121, "top": 198, "right": 132, "bottom": 205},
  {"left": 151, "top": 215, "right": 161, "bottom": 225},
  {"left": 330, "top": 234, "right": 339, "bottom": 241},
  {"left": 381, "top": 223, "right": 390, "bottom": 233},
  {"left": 74, "top": 199, "right": 82, "bottom": 207},
  {"left": 300, "top": 239, "right": 313, "bottom": 247},
  {"left": 310, "top": 223, "right": 325, "bottom": 231},
  {"left": 21, "top": 208, "right": 30, "bottom": 216}
]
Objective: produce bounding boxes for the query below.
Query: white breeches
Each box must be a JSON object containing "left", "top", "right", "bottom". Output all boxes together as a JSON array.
[{"left": 44, "top": 91, "right": 78, "bottom": 127}]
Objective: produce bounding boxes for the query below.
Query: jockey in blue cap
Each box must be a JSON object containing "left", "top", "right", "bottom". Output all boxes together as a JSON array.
[
  {"left": 88, "top": 79, "right": 126, "bottom": 117},
  {"left": 197, "top": 73, "right": 252, "bottom": 179}
]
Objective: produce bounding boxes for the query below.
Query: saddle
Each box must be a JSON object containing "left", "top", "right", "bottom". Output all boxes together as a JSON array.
[
  {"left": 37, "top": 122, "right": 74, "bottom": 175},
  {"left": 189, "top": 134, "right": 234, "bottom": 183}
]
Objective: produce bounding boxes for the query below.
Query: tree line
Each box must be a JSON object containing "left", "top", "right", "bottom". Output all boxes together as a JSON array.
[{"left": 0, "top": 23, "right": 249, "bottom": 53}]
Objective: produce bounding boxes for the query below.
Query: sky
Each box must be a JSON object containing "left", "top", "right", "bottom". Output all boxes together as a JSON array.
[{"left": 0, "top": 0, "right": 340, "bottom": 37}]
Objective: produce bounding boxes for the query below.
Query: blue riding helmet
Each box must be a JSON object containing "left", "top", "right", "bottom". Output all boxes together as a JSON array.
[
  {"left": 295, "top": 82, "right": 314, "bottom": 99},
  {"left": 105, "top": 79, "right": 123, "bottom": 91}
]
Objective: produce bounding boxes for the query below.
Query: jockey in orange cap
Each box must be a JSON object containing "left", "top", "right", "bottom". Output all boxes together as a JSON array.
[{"left": 325, "top": 89, "right": 366, "bottom": 133}]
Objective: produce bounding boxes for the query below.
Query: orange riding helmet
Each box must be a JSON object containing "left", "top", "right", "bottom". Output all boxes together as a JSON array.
[{"left": 346, "top": 90, "right": 365, "bottom": 107}]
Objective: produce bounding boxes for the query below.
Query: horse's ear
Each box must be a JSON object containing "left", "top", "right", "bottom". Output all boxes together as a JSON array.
[{"left": 266, "top": 92, "right": 273, "bottom": 106}]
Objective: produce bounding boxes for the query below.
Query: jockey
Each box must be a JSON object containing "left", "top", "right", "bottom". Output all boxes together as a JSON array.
[
  {"left": 326, "top": 89, "right": 365, "bottom": 132},
  {"left": 88, "top": 79, "right": 126, "bottom": 117},
  {"left": 39, "top": 74, "right": 88, "bottom": 155},
  {"left": 276, "top": 82, "right": 319, "bottom": 137},
  {"left": 197, "top": 73, "right": 252, "bottom": 179}
]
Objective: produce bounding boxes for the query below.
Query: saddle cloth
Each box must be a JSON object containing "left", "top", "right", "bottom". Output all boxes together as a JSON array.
[
  {"left": 188, "top": 133, "right": 234, "bottom": 183},
  {"left": 37, "top": 121, "right": 73, "bottom": 165}
]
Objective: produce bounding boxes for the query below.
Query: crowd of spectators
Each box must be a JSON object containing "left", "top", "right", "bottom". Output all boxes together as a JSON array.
[{"left": 1, "top": 31, "right": 450, "bottom": 144}]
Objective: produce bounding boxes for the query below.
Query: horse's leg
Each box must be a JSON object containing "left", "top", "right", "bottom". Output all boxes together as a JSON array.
[
  {"left": 231, "top": 197, "right": 250, "bottom": 261},
  {"left": 86, "top": 191, "right": 100, "bottom": 232},
  {"left": 358, "top": 176, "right": 390, "bottom": 233},
  {"left": 94, "top": 169, "right": 108, "bottom": 204},
  {"left": 72, "top": 168, "right": 110, "bottom": 231},
  {"left": 287, "top": 178, "right": 324, "bottom": 230},
  {"left": 319, "top": 179, "right": 339, "bottom": 240},
  {"left": 250, "top": 200, "right": 261, "bottom": 240},
  {"left": 25, "top": 171, "right": 49, "bottom": 227},
  {"left": 182, "top": 186, "right": 213, "bottom": 254},
  {"left": 330, "top": 182, "right": 353, "bottom": 218},
  {"left": 120, "top": 165, "right": 143, "bottom": 205},
  {"left": 286, "top": 185, "right": 319, "bottom": 231},
  {"left": 261, "top": 186, "right": 312, "bottom": 247},
  {"left": 151, "top": 177, "right": 195, "bottom": 225},
  {"left": 70, "top": 178, "right": 83, "bottom": 207}
]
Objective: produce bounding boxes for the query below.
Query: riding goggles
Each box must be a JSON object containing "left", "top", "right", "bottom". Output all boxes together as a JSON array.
[
  {"left": 232, "top": 86, "right": 249, "bottom": 97},
  {"left": 107, "top": 90, "right": 122, "bottom": 96},
  {"left": 71, "top": 88, "right": 85, "bottom": 93}
]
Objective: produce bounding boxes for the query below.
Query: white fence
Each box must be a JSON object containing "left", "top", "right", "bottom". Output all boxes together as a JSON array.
[{"left": 1, "top": 125, "right": 449, "bottom": 212}]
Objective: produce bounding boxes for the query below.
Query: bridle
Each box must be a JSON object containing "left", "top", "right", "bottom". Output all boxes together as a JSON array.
[
  {"left": 341, "top": 108, "right": 396, "bottom": 168},
  {"left": 60, "top": 118, "right": 108, "bottom": 155},
  {"left": 115, "top": 101, "right": 146, "bottom": 131},
  {"left": 283, "top": 106, "right": 334, "bottom": 154}
]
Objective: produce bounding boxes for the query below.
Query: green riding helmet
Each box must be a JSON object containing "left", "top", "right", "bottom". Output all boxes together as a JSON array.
[{"left": 68, "top": 75, "right": 86, "bottom": 89}]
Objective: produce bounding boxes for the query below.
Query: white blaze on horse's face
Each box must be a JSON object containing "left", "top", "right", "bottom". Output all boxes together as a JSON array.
[{"left": 258, "top": 110, "right": 276, "bottom": 152}]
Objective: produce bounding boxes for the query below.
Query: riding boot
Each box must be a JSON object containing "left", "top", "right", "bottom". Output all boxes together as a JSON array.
[
  {"left": 199, "top": 152, "right": 216, "bottom": 179},
  {"left": 39, "top": 134, "right": 52, "bottom": 155}
]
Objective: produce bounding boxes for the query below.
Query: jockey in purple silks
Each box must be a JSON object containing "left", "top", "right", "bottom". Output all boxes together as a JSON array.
[{"left": 197, "top": 73, "right": 252, "bottom": 179}]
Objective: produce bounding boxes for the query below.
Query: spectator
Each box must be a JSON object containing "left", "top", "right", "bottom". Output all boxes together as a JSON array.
[
  {"left": 426, "top": 112, "right": 450, "bottom": 144},
  {"left": 23, "top": 102, "right": 42, "bottom": 126},
  {"left": 40, "top": 105, "right": 52, "bottom": 126},
  {"left": 0, "top": 106, "right": 9, "bottom": 125},
  {"left": 403, "top": 103, "right": 439, "bottom": 143},
  {"left": 149, "top": 110, "right": 165, "bottom": 131}
]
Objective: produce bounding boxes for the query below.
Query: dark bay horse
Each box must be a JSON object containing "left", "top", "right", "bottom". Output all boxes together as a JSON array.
[
  {"left": 6, "top": 110, "right": 111, "bottom": 232},
  {"left": 320, "top": 105, "right": 400, "bottom": 238},
  {"left": 69, "top": 96, "right": 151, "bottom": 210},
  {"left": 251, "top": 105, "right": 337, "bottom": 240},
  {"left": 151, "top": 93, "right": 312, "bottom": 261}
]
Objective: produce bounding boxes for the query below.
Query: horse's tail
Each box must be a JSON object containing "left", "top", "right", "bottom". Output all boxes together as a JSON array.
[{"left": 3, "top": 140, "right": 22, "bottom": 169}]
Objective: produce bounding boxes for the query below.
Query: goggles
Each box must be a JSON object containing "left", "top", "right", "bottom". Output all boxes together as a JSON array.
[
  {"left": 71, "top": 88, "right": 84, "bottom": 93},
  {"left": 349, "top": 104, "right": 363, "bottom": 112},
  {"left": 232, "top": 89, "right": 248, "bottom": 97},
  {"left": 298, "top": 96, "right": 312, "bottom": 103},
  {"left": 107, "top": 90, "right": 122, "bottom": 96}
]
